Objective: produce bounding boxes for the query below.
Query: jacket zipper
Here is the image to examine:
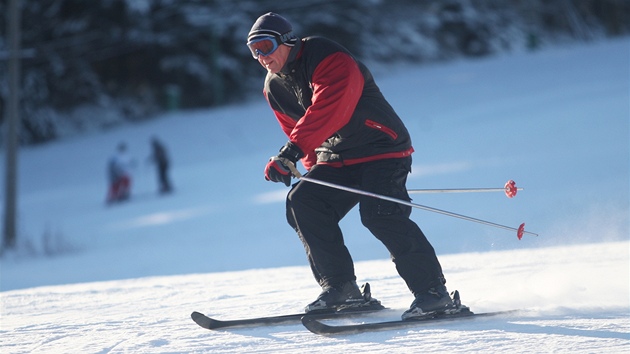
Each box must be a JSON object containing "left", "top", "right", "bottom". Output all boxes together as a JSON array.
[{"left": 365, "top": 119, "right": 398, "bottom": 140}]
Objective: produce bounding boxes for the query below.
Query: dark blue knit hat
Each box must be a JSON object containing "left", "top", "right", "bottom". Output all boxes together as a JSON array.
[{"left": 247, "top": 12, "right": 298, "bottom": 46}]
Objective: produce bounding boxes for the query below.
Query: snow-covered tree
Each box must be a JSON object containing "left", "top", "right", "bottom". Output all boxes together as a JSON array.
[{"left": 0, "top": 0, "right": 627, "bottom": 145}]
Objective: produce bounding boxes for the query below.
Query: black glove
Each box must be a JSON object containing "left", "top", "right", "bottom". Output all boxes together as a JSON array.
[{"left": 264, "top": 142, "right": 304, "bottom": 187}]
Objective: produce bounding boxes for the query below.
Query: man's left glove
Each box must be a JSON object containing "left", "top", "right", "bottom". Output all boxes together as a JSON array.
[{"left": 264, "top": 142, "right": 304, "bottom": 187}]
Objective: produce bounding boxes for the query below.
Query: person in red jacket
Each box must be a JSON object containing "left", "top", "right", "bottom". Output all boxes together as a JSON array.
[
  {"left": 248, "top": 12, "right": 458, "bottom": 320},
  {"left": 106, "top": 142, "right": 133, "bottom": 204}
]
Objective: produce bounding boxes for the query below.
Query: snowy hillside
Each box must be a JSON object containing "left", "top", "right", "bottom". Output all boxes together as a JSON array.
[
  {"left": 2, "top": 242, "right": 628, "bottom": 353},
  {"left": 1, "top": 38, "right": 629, "bottom": 352}
]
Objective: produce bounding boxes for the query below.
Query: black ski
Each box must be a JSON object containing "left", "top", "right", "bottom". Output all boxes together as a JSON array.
[
  {"left": 191, "top": 310, "right": 307, "bottom": 330},
  {"left": 301, "top": 309, "right": 519, "bottom": 335},
  {"left": 192, "top": 282, "right": 385, "bottom": 330},
  {"left": 191, "top": 305, "right": 385, "bottom": 330}
]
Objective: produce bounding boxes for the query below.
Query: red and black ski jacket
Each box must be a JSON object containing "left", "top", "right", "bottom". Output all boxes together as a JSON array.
[{"left": 263, "top": 36, "right": 413, "bottom": 170}]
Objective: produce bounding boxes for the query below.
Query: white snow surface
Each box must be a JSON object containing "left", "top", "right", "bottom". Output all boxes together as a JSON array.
[{"left": 1, "top": 39, "right": 629, "bottom": 353}]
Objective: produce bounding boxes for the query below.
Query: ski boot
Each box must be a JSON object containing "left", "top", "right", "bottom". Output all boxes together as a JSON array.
[
  {"left": 305, "top": 281, "right": 384, "bottom": 313},
  {"left": 401, "top": 284, "right": 459, "bottom": 320}
]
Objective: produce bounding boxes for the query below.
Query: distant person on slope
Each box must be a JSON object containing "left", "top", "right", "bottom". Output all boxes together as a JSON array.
[
  {"left": 148, "top": 136, "right": 173, "bottom": 195},
  {"left": 247, "top": 12, "right": 461, "bottom": 320},
  {"left": 106, "top": 142, "right": 134, "bottom": 204}
]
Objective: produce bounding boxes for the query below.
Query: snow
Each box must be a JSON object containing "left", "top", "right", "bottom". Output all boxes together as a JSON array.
[
  {"left": 2, "top": 242, "right": 628, "bottom": 353},
  {"left": 1, "top": 38, "right": 629, "bottom": 352}
]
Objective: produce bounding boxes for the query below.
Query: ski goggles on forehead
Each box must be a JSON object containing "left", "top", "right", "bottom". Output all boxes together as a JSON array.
[{"left": 247, "top": 36, "right": 281, "bottom": 59}]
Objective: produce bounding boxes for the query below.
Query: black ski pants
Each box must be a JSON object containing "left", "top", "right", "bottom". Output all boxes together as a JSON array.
[{"left": 286, "top": 157, "right": 445, "bottom": 296}]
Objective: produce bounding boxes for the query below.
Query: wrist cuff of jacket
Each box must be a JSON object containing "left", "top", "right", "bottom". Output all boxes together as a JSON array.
[{"left": 278, "top": 141, "right": 304, "bottom": 163}]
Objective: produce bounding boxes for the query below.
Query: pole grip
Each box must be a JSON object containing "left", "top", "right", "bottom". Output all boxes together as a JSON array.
[{"left": 281, "top": 158, "right": 302, "bottom": 178}]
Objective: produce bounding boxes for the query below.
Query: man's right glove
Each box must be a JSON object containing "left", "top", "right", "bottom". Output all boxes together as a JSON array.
[
  {"left": 264, "top": 142, "right": 304, "bottom": 187},
  {"left": 264, "top": 156, "right": 293, "bottom": 186}
]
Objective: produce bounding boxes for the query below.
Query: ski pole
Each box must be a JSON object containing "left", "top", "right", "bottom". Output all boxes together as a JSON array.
[
  {"left": 408, "top": 180, "right": 521, "bottom": 198},
  {"left": 283, "top": 161, "right": 537, "bottom": 240}
]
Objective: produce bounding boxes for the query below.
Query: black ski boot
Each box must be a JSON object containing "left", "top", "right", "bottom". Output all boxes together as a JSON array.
[
  {"left": 401, "top": 284, "right": 457, "bottom": 320},
  {"left": 305, "top": 281, "right": 382, "bottom": 313}
]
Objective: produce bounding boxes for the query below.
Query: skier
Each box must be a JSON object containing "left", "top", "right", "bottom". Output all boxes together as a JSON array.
[
  {"left": 148, "top": 136, "right": 173, "bottom": 194},
  {"left": 106, "top": 142, "right": 134, "bottom": 203},
  {"left": 247, "top": 12, "right": 459, "bottom": 320}
]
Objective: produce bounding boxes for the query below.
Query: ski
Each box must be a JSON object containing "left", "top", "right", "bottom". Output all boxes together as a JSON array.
[
  {"left": 191, "top": 310, "right": 307, "bottom": 330},
  {"left": 301, "top": 309, "right": 519, "bottom": 335},
  {"left": 192, "top": 282, "right": 385, "bottom": 330},
  {"left": 191, "top": 305, "right": 385, "bottom": 330}
]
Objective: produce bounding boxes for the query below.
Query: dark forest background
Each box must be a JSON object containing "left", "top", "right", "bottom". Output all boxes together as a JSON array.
[{"left": 1, "top": 0, "right": 628, "bottom": 145}]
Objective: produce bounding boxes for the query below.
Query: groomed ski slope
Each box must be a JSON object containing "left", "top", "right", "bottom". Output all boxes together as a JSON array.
[{"left": 2, "top": 241, "right": 628, "bottom": 353}]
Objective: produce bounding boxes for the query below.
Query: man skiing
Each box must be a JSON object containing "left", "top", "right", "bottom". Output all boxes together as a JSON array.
[{"left": 248, "top": 12, "right": 457, "bottom": 320}]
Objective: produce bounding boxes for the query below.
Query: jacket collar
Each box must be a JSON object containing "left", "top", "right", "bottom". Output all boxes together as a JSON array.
[{"left": 279, "top": 38, "right": 303, "bottom": 75}]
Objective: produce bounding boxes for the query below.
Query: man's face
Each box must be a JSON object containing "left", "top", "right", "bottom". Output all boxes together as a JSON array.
[{"left": 257, "top": 44, "right": 291, "bottom": 74}]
